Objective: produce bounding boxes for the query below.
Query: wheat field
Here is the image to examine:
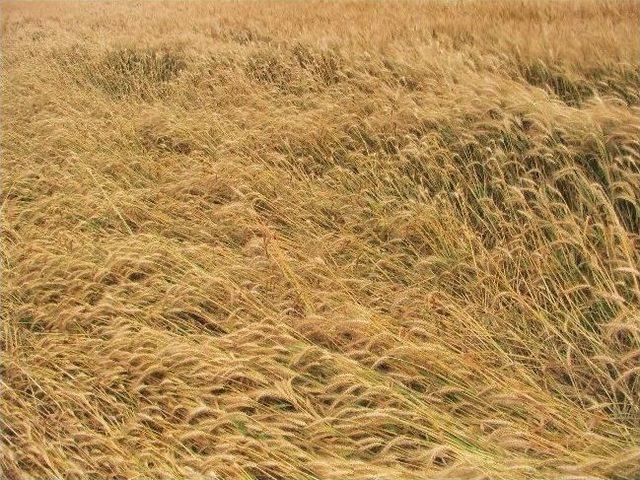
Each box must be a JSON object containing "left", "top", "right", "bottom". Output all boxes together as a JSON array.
[{"left": 1, "top": 1, "right": 640, "bottom": 479}]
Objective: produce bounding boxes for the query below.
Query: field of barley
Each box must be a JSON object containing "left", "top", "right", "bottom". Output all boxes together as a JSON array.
[{"left": 2, "top": 1, "right": 640, "bottom": 479}]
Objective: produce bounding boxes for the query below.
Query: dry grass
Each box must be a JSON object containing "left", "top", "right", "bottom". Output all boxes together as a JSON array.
[{"left": 2, "top": 1, "right": 640, "bottom": 479}]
